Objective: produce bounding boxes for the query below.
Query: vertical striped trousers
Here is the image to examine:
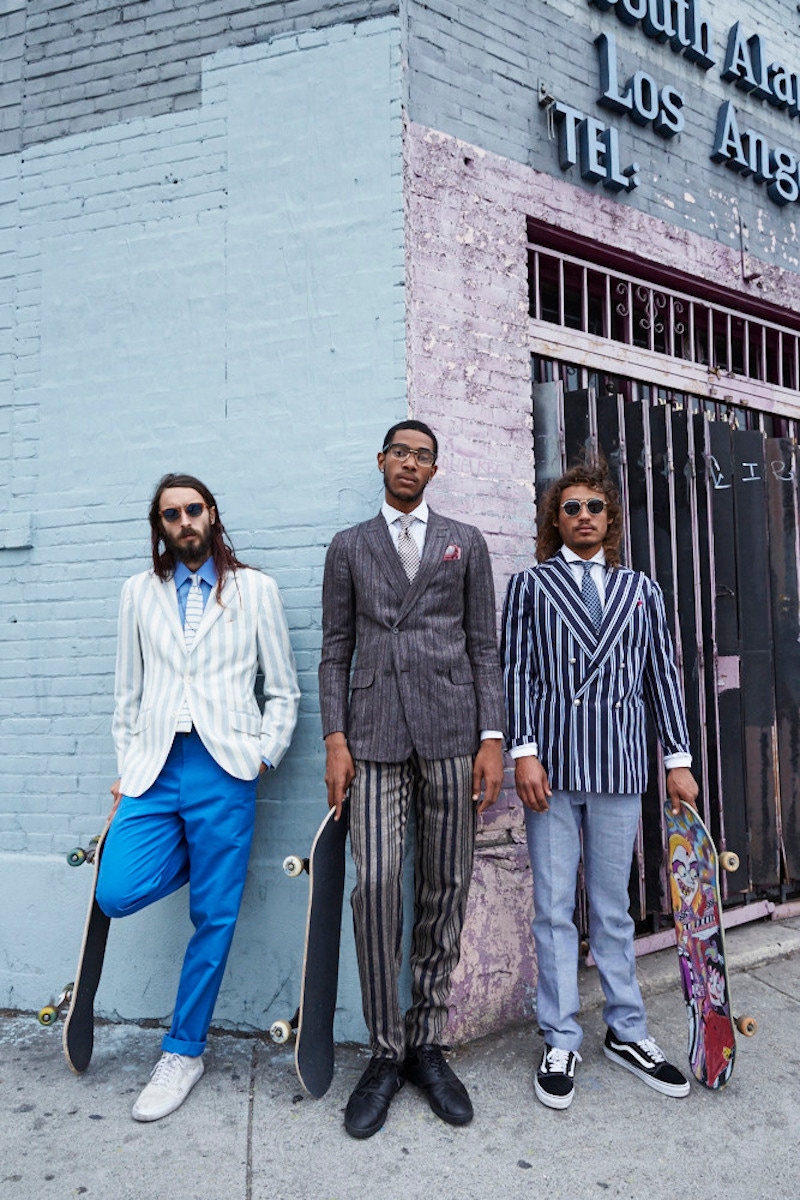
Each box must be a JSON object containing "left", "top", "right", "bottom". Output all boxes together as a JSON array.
[{"left": 349, "top": 754, "right": 476, "bottom": 1061}]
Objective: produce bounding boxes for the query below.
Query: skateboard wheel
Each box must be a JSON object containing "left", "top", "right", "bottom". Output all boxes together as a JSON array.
[
  {"left": 719, "top": 851, "right": 740, "bottom": 872},
  {"left": 66, "top": 847, "right": 86, "bottom": 867},
  {"left": 37, "top": 1006, "right": 58, "bottom": 1027},
  {"left": 736, "top": 1015, "right": 758, "bottom": 1037},
  {"left": 269, "top": 1019, "right": 294, "bottom": 1044},
  {"left": 283, "top": 855, "right": 305, "bottom": 878}
]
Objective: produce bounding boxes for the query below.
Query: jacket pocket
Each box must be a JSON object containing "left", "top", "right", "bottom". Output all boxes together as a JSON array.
[
  {"left": 232, "top": 711, "right": 262, "bottom": 736},
  {"left": 350, "top": 667, "right": 375, "bottom": 690}
]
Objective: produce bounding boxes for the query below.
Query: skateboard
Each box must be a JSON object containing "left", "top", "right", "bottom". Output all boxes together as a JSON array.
[
  {"left": 665, "top": 802, "right": 756, "bottom": 1088},
  {"left": 269, "top": 802, "right": 349, "bottom": 1098},
  {"left": 38, "top": 820, "right": 112, "bottom": 1074}
]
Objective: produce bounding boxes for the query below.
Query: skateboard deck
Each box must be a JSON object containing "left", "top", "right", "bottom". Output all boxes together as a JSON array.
[
  {"left": 55, "top": 820, "right": 112, "bottom": 1073},
  {"left": 271, "top": 802, "right": 349, "bottom": 1098},
  {"left": 665, "top": 801, "right": 754, "bottom": 1089}
]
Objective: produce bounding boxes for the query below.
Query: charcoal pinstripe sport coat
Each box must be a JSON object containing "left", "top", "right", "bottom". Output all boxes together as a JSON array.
[
  {"left": 319, "top": 510, "right": 506, "bottom": 762},
  {"left": 501, "top": 554, "right": 690, "bottom": 795},
  {"left": 113, "top": 568, "right": 300, "bottom": 797}
]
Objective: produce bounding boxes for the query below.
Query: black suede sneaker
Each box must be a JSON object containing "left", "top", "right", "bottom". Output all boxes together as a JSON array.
[
  {"left": 535, "top": 1044, "right": 581, "bottom": 1110},
  {"left": 603, "top": 1029, "right": 690, "bottom": 1097}
]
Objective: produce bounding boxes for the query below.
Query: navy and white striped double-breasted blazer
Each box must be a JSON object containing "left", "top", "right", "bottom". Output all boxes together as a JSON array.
[{"left": 501, "top": 554, "right": 690, "bottom": 795}]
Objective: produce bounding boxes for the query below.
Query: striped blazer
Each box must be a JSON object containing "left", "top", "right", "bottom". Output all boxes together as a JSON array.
[
  {"left": 319, "top": 510, "right": 506, "bottom": 762},
  {"left": 501, "top": 555, "right": 690, "bottom": 795},
  {"left": 113, "top": 567, "right": 300, "bottom": 797}
]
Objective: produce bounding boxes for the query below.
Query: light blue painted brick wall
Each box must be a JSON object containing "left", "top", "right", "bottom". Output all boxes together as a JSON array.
[{"left": 0, "top": 19, "right": 403, "bottom": 1044}]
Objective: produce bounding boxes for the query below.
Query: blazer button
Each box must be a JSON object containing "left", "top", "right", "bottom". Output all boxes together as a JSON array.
[
  {"left": 574, "top": 698, "right": 581, "bottom": 707},
  {"left": 391, "top": 627, "right": 400, "bottom": 635},
  {"left": 615, "top": 702, "right": 621, "bottom": 708},
  {"left": 569, "top": 657, "right": 576, "bottom": 664}
]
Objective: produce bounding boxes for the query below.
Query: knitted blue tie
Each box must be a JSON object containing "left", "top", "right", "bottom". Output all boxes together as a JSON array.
[{"left": 581, "top": 562, "right": 603, "bottom": 630}]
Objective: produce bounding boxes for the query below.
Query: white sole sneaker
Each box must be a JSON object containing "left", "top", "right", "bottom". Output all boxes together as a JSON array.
[
  {"left": 132, "top": 1052, "right": 205, "bottom": 1122},
  {"left": 603, "top": 1042, "right": 690, "bottom": 1097}
]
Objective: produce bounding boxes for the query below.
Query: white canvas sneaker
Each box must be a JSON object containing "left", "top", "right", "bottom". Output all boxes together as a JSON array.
[{"left": 131, "top": 1052, "right": 205, "bottom": 1122}]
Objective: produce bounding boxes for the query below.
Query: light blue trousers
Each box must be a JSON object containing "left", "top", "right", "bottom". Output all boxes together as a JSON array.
[
  {"left": 525, "top": 789, "right": 647, "bottom": 1051},
  {"left": 97, "top": 731, "right": 257, "bottom": 1056}
]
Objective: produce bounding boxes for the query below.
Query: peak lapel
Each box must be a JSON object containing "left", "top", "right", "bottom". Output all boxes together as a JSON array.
[
  {"left": 577, "top": 568, "right": 645, "bottom": 689},
  {"left": 537, "top": 556, "right": 598, "bottom": 656}
]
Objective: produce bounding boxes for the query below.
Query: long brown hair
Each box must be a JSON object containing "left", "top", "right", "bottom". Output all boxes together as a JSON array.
[
  {"left": 149, "top": 473, "right": 249, "bottom": 602},
  {"left": 536, "top": 461, "right": 623, "bottom": 567}
]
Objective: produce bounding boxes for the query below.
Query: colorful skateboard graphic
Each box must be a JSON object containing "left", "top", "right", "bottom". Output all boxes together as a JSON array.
[{"left": 665, "top": 801, "right": 756, "bottom": 1089}]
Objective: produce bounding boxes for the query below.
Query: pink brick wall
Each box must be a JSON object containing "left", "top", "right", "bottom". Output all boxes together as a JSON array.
[{"left": 405, "top": 117, "right": 800, "bottom": 1041}]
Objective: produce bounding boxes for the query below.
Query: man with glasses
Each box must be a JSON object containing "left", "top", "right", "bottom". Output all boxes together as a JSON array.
[
  {"left": 98, "top": 473, "right": 299, "bottom": 1121},
  {"left": 320, "top": 420, "right": 505, "bottom": 1138},
  {"left": 501, "top": 462, "right": 697, "bottom": 1109}
]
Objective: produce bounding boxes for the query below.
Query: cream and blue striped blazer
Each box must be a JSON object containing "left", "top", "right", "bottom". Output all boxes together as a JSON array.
[
  {"left": 501, "top": 555, "right": 690, "bottom": 795},
  {"left": 113, "top": 567, "right": 300, "bottom": 797}
]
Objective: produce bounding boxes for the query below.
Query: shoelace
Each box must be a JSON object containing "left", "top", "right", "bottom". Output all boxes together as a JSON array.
[
  {"left": 414, "top": 1048, "right": 447, "bottom": 1076},
  {"left": 544, "top": 1047, "right": 581, "bottom": 1073},
  {"left": 149, "top": 1053, "right": 186, "bottom": 1087},
  {"left": 634, "top": 1038, "right": 665, "bottom": 1064},
  {"left": 355, "top": 1060, "right": 397, "bottom": 1093}
]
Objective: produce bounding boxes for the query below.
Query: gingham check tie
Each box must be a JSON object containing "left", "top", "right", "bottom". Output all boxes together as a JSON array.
[
  {"left": 397, "top": 513, "right": 420, "bottom": 581},
  {"left": 581, "top": 561, "right": 603, "bottom": 631},
  {"left": 183, "top": 573, "right": 204, "bottom": 650}
]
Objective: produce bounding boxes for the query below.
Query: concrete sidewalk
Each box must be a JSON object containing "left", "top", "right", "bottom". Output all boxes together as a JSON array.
[{"left": 3, "top": 916, "right": 799, "bottom": 1200}]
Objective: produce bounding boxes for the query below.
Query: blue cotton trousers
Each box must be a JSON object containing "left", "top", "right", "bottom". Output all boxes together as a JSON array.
[{"left": 97, "top": 731, "right": 257, "bottom": 1056}]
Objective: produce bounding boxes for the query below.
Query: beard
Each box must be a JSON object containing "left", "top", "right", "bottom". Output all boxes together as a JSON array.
[{"left": 164, "top": 526, "right": 213, "bottom": 566}]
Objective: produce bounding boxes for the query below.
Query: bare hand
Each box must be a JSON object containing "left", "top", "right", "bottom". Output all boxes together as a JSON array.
[
  {"left": 471, "top": 739, "right": 505, "bottom": 814},
  {"left": 324, "top": 733, "right": 355, "bottom": 820},
  {"left": 666, "top": 766, "right": 699, "bottom": 814},
  {"left": 514, "top": 756, "right": 552, "bottom": 812},
  {"left": 109, "top": 778, "right": 123, "bottom": 822}
]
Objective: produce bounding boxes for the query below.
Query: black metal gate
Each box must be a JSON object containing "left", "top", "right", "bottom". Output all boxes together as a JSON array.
[{"left": 533, "top": 381, "right": 800, "bottom": 937}]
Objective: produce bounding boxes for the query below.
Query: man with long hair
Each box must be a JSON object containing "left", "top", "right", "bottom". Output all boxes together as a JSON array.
[
  {"left": 320, "top": 420, "right": 505, "bottom": 1138},
  {"left": 501, "top": 461, "right": 697, "bottom": 1110},
  {"left": 97, "top": 473, "right": 299, "bottom": 1121}
]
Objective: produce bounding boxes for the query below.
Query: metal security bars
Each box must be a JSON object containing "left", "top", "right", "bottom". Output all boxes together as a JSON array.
[{"left": 528, "top": 237, "right": 800, "bottom": 422}]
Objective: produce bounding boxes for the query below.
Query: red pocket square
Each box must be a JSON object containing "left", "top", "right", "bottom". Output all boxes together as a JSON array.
[{"left": 443, "top": 544, "right": 462, "bottom": 561}]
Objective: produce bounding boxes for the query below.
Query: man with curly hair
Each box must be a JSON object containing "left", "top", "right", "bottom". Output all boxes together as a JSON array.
[{"left": 501, "top": 461, "right": 697, "bottom": 1109}]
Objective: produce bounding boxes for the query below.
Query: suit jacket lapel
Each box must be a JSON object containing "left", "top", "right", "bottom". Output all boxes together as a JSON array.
[
  {"left": 191, "top": 572, "right": 233, "bottom": 649},
  {"left": 394, "top": 513, "right": 448, "bottom": 625},
  {"left": 152, "top": 574, "right": 185, "bottom": 647},
  {"left": 577, "top": 568, "right": 646, "bottom": 691},
  {"left": 537, "top": 556, "right": 597, "bottom": 656},
  {"left": 365, "top": 514, "right": 411, "bottom": 601}
]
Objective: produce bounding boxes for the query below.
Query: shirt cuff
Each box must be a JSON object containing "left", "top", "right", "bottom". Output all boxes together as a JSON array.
[
  {"left": 480, "top": 730, "right": 503, "bottom": 741},
  {"left": 663, "top": 753, "right": 692, "bottom": 770},
  {"left": 509, "top": 743, "right": 539, "bottom": 759},
  {"left": 262, "top": 758, "right": 274, "bottom": 770}
]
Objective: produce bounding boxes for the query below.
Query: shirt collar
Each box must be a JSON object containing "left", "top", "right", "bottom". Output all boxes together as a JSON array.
[
  {"left": 382, "top": 497, "right": 429, "bottom": 528},
  {"left": 560, "top": 546, "right": 606, "bottom": 568},
  {"left": 174, "top": 558, "right": 218, "bottom": 589}
]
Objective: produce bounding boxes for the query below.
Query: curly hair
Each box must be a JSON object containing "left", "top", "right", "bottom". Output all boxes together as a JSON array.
[
  {"left": 536, "top": 461, "right": 623, "bottom": 567},
  {"left": 149, "top": 473, "right": 250, "bottom": 603}
]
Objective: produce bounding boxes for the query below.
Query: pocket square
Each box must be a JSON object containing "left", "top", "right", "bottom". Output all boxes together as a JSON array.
[{"left": 443, "top": 544, "right": 462, "bottom": 561}]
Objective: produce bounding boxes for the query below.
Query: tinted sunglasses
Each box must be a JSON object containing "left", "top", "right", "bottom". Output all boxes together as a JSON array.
[
  {"left": 160, "top": 502, "right": 207, "bottom": 523},
  {"left": 561, "top": 498, "right": 607, "bottom": 517}
]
